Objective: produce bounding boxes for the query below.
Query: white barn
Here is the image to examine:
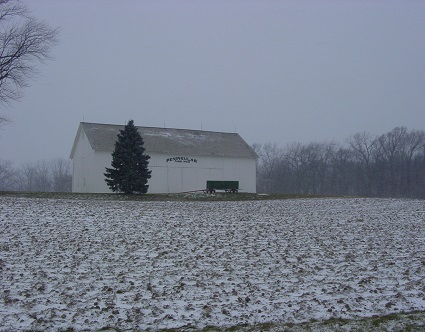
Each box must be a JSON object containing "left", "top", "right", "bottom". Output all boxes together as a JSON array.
[{"left": 70, "top": 122, "right": 258, "bottom": 193}]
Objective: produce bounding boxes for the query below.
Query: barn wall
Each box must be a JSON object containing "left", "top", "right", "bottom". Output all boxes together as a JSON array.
[
  {"left": 148, "top": 153, "right": 256, "bottom": 193},
  {"left": 71, "top": 130, "right": 99, "bottom": 193},
  {"left": 72, "top": 130, "right": 117, "bottom": 193}
]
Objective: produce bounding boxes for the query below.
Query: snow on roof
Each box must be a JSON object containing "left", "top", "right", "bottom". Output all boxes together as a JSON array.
[{"left": 70, "top": 122, "right": 258, "bottom": 159}]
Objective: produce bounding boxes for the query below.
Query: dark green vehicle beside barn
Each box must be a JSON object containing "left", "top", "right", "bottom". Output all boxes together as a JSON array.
[{"left": 206, "top": 180, "right": 239, "bottom": 193}]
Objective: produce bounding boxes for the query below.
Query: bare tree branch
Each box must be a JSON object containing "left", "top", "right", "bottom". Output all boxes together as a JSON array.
[{"left": 0, "top": 0, "right": 59, "bottom": 124}]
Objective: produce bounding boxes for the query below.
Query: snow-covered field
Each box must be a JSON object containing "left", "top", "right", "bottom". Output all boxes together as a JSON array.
[{"left": 0, "top": 196, "right": 424, "bottom": 331}]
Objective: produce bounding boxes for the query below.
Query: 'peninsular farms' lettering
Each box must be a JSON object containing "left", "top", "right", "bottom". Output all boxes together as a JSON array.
[{"left": 166, "top": 157, "right": 198, "bottom": 163}]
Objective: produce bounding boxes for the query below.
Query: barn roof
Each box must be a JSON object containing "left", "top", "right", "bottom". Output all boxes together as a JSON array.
[{"left": 70, "top": 122, "right": 258, "bottom": 159}]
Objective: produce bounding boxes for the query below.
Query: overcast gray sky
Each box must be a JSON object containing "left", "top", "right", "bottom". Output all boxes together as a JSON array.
[{"left": 1, "top": 0, "right": 425, "bottom": 165}]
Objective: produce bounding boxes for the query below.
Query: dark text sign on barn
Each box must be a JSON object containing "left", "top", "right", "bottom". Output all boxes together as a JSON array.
[{"left": 166, "top": 157, "right": 198, "bottom": 164}]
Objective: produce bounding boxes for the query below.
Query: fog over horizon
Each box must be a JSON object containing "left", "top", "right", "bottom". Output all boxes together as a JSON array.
[{"left": 1, "top": 0, "right": 425, "bottom": 165}]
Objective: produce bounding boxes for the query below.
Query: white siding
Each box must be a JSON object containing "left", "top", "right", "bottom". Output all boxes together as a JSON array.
[
  {"left": 148, "top": 153, "right": 256, "bottom": 193},
  {"left": 72, "top": 130, "right": 96, "bottom": 193},
  {"left": 72, "top": 131, "right": 115, "bottom": 193}
]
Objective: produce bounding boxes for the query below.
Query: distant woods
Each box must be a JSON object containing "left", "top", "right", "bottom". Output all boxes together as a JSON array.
[
  {"left": 254, "top": 127, "right": 425, "bottom": 199},
  {"left": 0, "top": 158, "right": 71, "bottom": 192}
]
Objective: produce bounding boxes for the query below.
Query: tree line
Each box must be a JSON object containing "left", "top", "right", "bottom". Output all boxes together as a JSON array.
[
  {"left": 254, "top": 127, "right": 425, "bottom": 199},
  {"left": 0, "top": 158, "right": 71, "bottom": 192}
]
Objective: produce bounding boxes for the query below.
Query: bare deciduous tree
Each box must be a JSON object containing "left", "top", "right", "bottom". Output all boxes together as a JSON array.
[
  {"left": 17, "top": 160, "right": 51, "bottom": 192},
  {"left": 347, "top": 132, "right": 377, "bottom": 195},
  {"left": 51, "top": 158, "right": 71, "bottom": 192},
  {"left": 255, "top": 143, "right": 284, "bottom": 192},
  {"left": 375, "top": 127, "right": 409, "bottom": 196},
  {"left": 402, "top": 129, "right": 425, "bottom": 195},
  {"left": 0, "top": 0, "right": 59, "bottom": 123},
  {"left": 0, "top": 158, "right": 16, "bottom": 189},
  {"left": 258, "top": 142, "right": 283, "bottom": 178}
]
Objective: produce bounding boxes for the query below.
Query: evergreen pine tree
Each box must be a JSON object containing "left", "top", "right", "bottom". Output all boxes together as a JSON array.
[{"left": 104, "top": 120, "right": 151, "bottom": 194}]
